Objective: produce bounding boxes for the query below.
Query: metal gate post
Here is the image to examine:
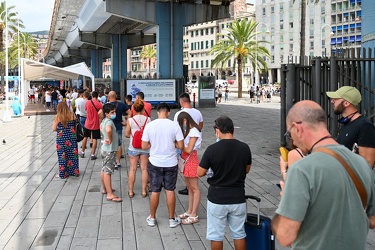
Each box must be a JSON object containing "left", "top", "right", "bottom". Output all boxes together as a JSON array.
[
  {"left": 280, "top": 64, "right": 287, "bottom": 146},
  {"left": 329, "top": 57, "right": 338, "bottom": 137},
  {"left": 312, "top": 58, "right": 321, "bottom": 104}
]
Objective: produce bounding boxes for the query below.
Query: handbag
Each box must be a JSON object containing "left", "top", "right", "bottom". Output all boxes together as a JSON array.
[
  {"left": 74, "top": 114, "right": 84, "bottom": 142},
  {"left": 178, "top": 154, "right": 191, "bottom": 173}
]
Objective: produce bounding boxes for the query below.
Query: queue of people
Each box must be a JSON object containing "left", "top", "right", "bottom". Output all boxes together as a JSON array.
[{"left": 49, "top": 86, "right": 375, "bottom": 250}]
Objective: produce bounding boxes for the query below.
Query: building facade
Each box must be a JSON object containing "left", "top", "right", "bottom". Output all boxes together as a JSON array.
[{"left": 255, "top": 0, "right": 362, "bottom": 84}]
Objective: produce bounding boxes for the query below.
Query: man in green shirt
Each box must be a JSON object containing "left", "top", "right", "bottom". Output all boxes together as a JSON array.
[{"left": 272, "top": 100, "right": 375, "bottom": 249}]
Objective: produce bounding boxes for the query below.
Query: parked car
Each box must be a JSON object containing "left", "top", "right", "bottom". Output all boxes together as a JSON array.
[
  {"left": 215, "top": 80, "right": 228, "bottom": 88},
  {"left": 186, "top": 81, "right": 198, "bottom": 88}
]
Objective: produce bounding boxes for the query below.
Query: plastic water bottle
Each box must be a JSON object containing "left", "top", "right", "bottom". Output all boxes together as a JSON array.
[{"left": 207, "top": 168, "right": 214, "bottom": 178}]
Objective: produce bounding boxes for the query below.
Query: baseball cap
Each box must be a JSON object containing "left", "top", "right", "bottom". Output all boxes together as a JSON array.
[{"left": 326, "top": 86, "right": 362, "bottom": 105}]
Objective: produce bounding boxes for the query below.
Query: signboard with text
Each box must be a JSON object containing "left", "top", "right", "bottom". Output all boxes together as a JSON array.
[
  {"left": 126, "top": 79, "right": 176, "bottom": 104},
  {"left": 198, "top": 76, "right": 216, "bottom": 108}
]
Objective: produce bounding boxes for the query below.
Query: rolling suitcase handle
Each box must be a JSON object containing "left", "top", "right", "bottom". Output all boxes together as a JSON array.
[{"left": 245, "top": 195, "right": 261, "bottom": 226}]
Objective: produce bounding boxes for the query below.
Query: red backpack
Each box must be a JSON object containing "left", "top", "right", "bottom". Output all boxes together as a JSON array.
[{"left": 131, "top": 117, "right": 148, "bottom": 149}]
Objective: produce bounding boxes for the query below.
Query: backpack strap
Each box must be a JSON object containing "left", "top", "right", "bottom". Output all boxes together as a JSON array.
[{"left": 131, "top": 116, "right": 148, "bottom": 137}]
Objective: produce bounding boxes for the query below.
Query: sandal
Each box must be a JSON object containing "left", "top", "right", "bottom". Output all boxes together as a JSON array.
[
  {"left": 141, "top": 192, "right": 148, "bottom": 198},
  {"left": 128, "top": 192, "right": 135, "bottom": 198},
  {"left": 181, "top": 216, "right": 199, "bottom": 225},
  {"left": 106, "top": 196, "right": 123, "bottom": 202},
  {"left": 178, "top": 212, "right": 191, "bottom": 219}
]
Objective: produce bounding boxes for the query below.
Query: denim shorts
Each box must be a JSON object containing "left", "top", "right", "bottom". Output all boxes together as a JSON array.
[
  {"left": 206, "top": 200, "right": 247, "bottom": 241},
  {"left": 148, "top": 162, "right": 178, "bottom": 192},
  {"left": 116, "top": 129, "right": 122, "bottom": 146},
  {"left": 101, "top": 151, "right": 116, "bottom": 174},
  {"left": 79, "top": 117, "right": 86, "bottom": 129},
  {"left": 128, "top": 149, "right": 149, "bottom": 157}
]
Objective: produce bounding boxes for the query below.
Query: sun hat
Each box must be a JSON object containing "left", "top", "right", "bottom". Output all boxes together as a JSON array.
[{"left": 326, "top": 86, "right": 361, "bottom": 105}]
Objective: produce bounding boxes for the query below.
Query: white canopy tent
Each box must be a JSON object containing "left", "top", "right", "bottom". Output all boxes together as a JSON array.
[{"left": 20, "top": 59, "right": 95, "bottom": 115}]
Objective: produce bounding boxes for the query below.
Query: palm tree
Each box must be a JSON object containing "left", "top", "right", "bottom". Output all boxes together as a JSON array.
[
  {"left": 0, "top": 1, "right": 24, "bottom": 88},
  {"left": 10, "top": 32, "right": 38, "bottom": 61},
  {"left": 140, "top": 45, "right": 156, "bottom": 79},
  {"left": 210, "top": 19, "right": 270, "bottom": 98},
  {"left": 293, "top": 0, "right": 319, "bottom": 63}
]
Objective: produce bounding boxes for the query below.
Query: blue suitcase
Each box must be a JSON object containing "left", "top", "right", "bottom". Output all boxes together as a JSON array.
[{"left": 244, "top": 195, "right": 275, "bottom": 250}]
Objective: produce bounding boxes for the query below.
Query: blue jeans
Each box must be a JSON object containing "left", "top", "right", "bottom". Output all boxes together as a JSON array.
[{"left": 52, "top": 100, "right": 58, "bottom": 110}]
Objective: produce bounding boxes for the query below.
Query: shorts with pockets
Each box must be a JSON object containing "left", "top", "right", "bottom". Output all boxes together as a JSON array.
[{"left": 148, "top": 162, "right": 178, "bottom": 192}]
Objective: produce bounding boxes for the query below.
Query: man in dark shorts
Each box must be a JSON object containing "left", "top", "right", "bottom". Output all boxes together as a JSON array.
[
  {"left": 326, "top": 86, "right": 375, "bottom": 168},
  {"left": 141, "top": 103, "right": 184, "bottom": 228},
  {"left": 80, "top": 91, "right": 103, "bottom": 160}
]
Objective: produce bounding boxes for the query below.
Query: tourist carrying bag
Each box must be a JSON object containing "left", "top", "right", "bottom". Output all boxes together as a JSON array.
[
  {"left": 178, "top": 154, "right": 191, "bottom": 173},
  {"left": 131, "top": 117, "right": 148, "bottom": 149}
]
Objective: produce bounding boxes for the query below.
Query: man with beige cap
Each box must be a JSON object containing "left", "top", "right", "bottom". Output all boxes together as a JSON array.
[{"left": 326, "top": 86, "right": 375, "bottom": 168}]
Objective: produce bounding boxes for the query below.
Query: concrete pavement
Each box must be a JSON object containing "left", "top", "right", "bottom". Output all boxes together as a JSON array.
[{"left": 0, "top": 92, "right": 374, "bottom": 250}]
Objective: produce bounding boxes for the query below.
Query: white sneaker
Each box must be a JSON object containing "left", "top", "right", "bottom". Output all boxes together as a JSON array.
[
  {"left": 147, "top": 215, "right": 156, "bottom": 227},
  {"left": 169, "top": 217, "right": 181, "bottom": 228}
]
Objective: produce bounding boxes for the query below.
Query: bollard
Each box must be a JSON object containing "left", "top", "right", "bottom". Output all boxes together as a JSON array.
[{"left": 193, "top": 93, "right": 196, "bottom": 108}]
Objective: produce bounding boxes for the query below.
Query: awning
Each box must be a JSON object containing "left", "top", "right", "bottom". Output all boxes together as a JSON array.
[
  {"left": 349, "top": 36, "right": 355, "bottom": 42},
  {"left": 350, "top": 0, "right": 355, "bottom": 4},
  {"left": 344, "top": 36, "right": 349, "bottom": 41},
  {"left": 337, "top": 26, "right": 342, "bottom": 31},
  {"left": 356, "top": 23, "right": 361, "bottom": 27},
  {"left": 337, "top": 38, "right": 343, "bottom": 44},
  {"left": 356, "top": 35, "right": 361, "bottom": 42},
  {"left": 332, "top": 27, "right": 337, "bottom": 32},
  {"left": 357, "top": 11, "right": 362, "bottom": 16},
  {"left": 331, "top": 38, "right": 336, "bottom": 45},
  {"left": 343, "top": 24, "right": 348, "bottom": 30},
  {"left": 350, "top": 24, "right": 355, "bottom": 28}
]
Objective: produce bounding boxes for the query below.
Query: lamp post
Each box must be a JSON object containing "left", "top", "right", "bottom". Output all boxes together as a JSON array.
[
  {"left": 321, "top": 24, "right": 334, "bottom": 57},
  {"left": 3, "top": 3, "right": 11, "bottom": 122},
  {"left": 255, "top": 22, "right": 270, "bottom": 86}
]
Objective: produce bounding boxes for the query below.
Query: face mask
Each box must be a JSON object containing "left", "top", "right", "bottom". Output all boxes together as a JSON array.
[{"left": 110, "top": 114, "right": 116, "bottom": 120}]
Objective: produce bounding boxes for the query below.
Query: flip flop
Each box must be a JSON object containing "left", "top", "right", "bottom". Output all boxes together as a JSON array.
[
  {"left": 102, "top": 189, "right": 115, "bottom": 194},
  {"left": 106, "top": 196, "right": 122, "bottom": 202}
]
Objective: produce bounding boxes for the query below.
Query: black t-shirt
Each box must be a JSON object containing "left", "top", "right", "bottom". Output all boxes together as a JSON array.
[
  {"left": 199, "top": 139, "right": 252, "bottom": 204},
  {"left": 110, "top": 101, "right": 129, "bottom": 131},
  {"left": 337, "top": 115, "right": 375, "bottom": 150},
  {"left": 51, "top": 91, "right": 59, "bottom": 100}
]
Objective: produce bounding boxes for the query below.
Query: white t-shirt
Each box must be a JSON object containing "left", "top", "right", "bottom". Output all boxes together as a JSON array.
[
  {"left": 173, "top": 108, "right": 203, "bottom": 126},
  {"left": 71, "top": 92, "right": 78, "bottom": 100},
  {"left": 184, "top": 127, "right": 202, "bottom": 151},
  {"left": 128, "top": 114, "right": 151, "bottom": 152},
  {"left": 45, "top": 91, "right": 51, "bottom": 102},
  {"left": 142, "top": 118, "right": 184, "bottom": 167},
  {"left": 75, "top": 98, "right": 87, "bottom": 117}
]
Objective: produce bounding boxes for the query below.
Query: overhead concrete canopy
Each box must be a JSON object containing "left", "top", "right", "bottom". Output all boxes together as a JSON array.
[{"left": 43, "top": 0, "right": 234, "bottom": 67}]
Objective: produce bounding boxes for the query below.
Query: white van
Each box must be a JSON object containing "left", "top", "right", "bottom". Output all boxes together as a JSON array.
[{"left": 215, "top": 80, "right": 228, "bottom": 88}]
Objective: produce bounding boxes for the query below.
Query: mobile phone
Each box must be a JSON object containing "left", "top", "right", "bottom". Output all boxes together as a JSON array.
[{"left": 275, "top": 183, "right": 282, "bottom": 190}]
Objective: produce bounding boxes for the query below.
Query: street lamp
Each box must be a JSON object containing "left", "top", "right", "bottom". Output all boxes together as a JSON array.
[
  {"left": 321, "top": 24, "right": 334, "bottom": 56},
  {"left": 255, "top": 22, "right": 270, "bottom": 86}
]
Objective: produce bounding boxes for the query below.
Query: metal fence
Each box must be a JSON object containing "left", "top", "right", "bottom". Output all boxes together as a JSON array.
[{"left": 280, "top": 48, "right": 375, "bottom": 146}]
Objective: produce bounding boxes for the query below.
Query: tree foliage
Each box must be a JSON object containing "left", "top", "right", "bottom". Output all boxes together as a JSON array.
[
  {"left": 210, "top": 19, "right": 270, "bottom": 98},
  {"left": 140, "top": 45, "right": 156, "bottom": 78}
]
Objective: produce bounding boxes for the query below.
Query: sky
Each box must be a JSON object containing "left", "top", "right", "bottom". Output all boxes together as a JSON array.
[{"left": 6, "top": 0, "right": 54, "bottom": 32}]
